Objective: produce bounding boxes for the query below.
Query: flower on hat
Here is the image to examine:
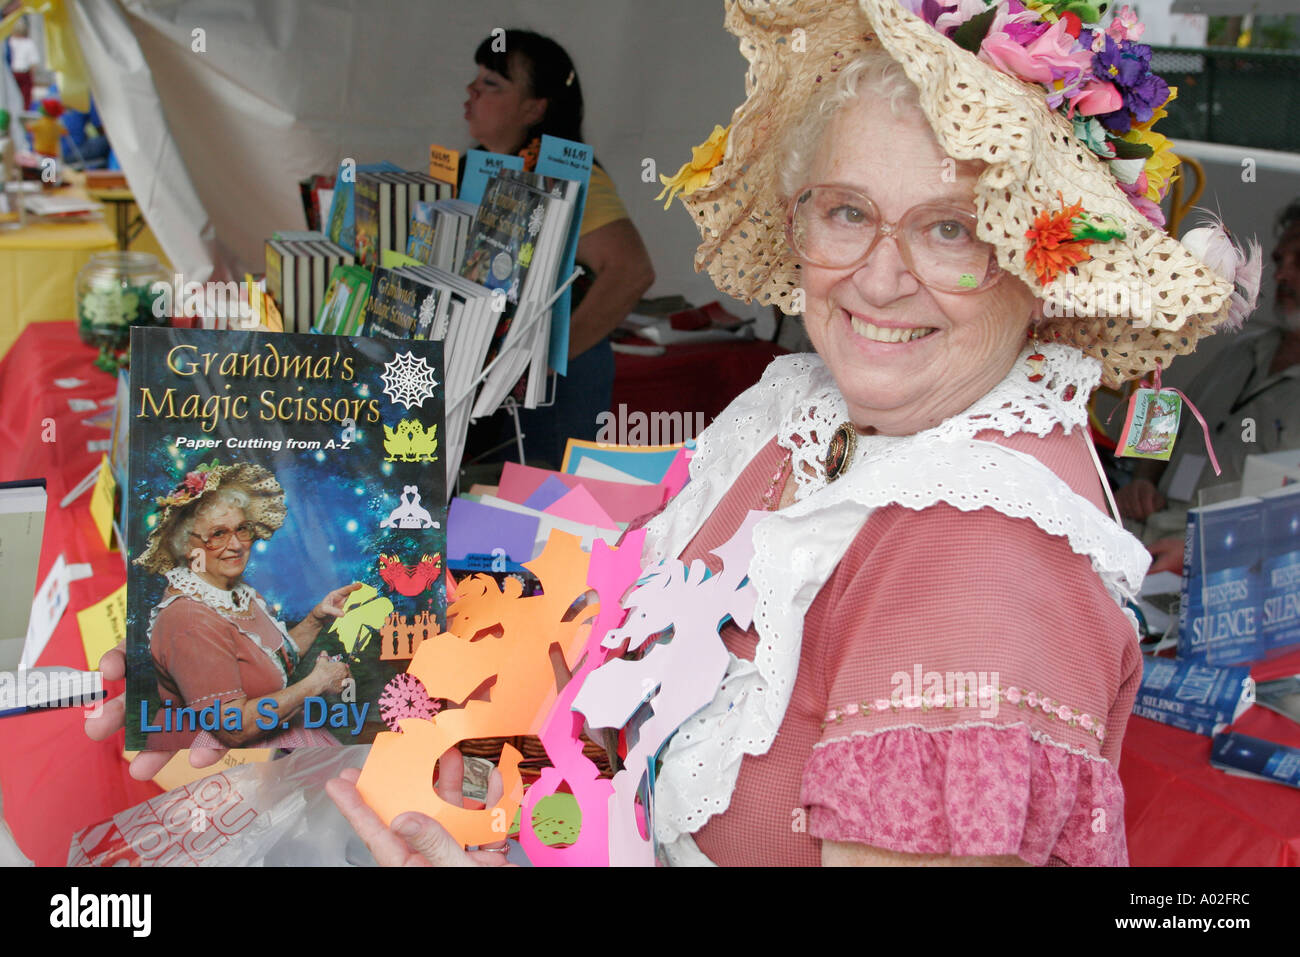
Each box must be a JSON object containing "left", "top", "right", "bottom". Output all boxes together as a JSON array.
[
  {"left": 1123, "top": 126, "right": 1179, "bottom": 201},
  {"left": 156, "top": 461, "right": 218, "bottom": 509},
  {"left": 655, "top": 124, "right": 730, "bottom": 210},
  {"left": 1024, "top": 196, "right": 1104, "bottom": 286}
]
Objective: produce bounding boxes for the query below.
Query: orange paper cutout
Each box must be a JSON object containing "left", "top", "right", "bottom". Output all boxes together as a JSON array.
[{"left": 357, "top": 530, "right": 598, "bottom": 846}]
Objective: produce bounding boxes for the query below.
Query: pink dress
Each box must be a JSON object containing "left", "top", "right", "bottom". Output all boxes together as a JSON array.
[
  {"left": 147, "top": 589, "right": 340, "bottom": 750},
  {"left": 673, "top": 426, "right": 1140, "bottom": 866}
]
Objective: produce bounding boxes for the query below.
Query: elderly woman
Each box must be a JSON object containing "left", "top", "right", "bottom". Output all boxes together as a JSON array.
[
  {"left": 133, "top": 461, "right": 356, "bottom": 750},
  {"left": 331, "top": 0, "right": 1259, "bottom": 868}
]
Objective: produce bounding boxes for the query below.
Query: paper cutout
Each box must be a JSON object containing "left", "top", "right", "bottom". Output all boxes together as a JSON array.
[
  {"left": 446, "top": 497, "right": 539, "bottom": 563},
  {"left": 511, "top": 792, "right": 583, "bottom": 846},
  {"left": 561, "top": 440, "right": 683, "bottom": 484},
  {"left": 498, "top": 462, "right": 667, "bottom": 525},
  {"left": 23, "top": 555, "right": 70, "bottom": 670},
  {"left": 77, "top": 583, "right": 127, "bottom": 670},
  {"left": 517, "top": 529, "right": 646, "bottom": 867},
  {"left": 378, "top": 673, "right": 441, "bottom": 731},
  {"left": 572, "top": 459, "right": 651, "bottom": 486},
  {"left": 522, "top": 474, "right": 572, "bottom": 512},
  {"left": 357, "top": 530, "right": 598, "bottom": 846},
  {"left": 475, "top": 495, "right": 621, "bottom": 553},
  {"left": 659, "top": 446, "right": 694, "bottom": 500},
  {"left": 572, "top": 511, "right": 761, "bottom": 866},
  {"left": 326, "top": 583, "right": 394, "bottom": 654},
  {"left": 544, "top": 484, "right": 620, "bottom": 530},
  {"left": 377, "top": 553, "right": 442, "bottom": 597},
  {"left": 383, "top": 418, "right": 439, "bottom": 463},
  {"left": 88, "top": 455, "right": 118, "bottom": 551},
  {"left": 377, "top": 610, "right": 437, "bottom": 660},
  {"left": 381, "top": 351, "right": 439, "bottom": 410},
  {"left": 380, "top": 485, "right": 439, "bottom": 530}
]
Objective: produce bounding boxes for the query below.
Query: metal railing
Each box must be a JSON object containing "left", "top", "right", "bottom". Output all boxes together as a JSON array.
[{"left": 1151, "top": 46, "right": 1300, "bottom": 151}]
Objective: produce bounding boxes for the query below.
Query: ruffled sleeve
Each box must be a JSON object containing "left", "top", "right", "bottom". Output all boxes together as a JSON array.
[{"left": 798, "top": 502, "right": 1141, "bottom": 866}]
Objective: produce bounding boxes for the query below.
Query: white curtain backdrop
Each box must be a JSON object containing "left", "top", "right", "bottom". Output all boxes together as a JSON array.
[{"left": 68, "top": 0, "right": 765, "bottom": 326}]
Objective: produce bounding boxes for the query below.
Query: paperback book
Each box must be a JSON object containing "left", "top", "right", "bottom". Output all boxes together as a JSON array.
[{"left": 125, "top": 327, "right": 447, "bottom": 750}]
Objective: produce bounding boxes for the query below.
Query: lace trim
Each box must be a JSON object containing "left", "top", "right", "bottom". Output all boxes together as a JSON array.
[
  {"left": 813, "top": 720, "right": 1116, "bottom": 765},
  {"left": 164, "top": 567, "right": 257, "bottom": 615},
  {"left": 641, "top": 342, "right": 1141, "bottom": 853},
  {"left": 822, "top": 684, "right": 1107, "bottom": 743}
]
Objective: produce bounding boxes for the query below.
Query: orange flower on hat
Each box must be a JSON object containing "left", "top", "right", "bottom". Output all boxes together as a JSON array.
[
  {"left": 1024, "top": 196, "right": 1096, "bottom": 286},
  {"left": 655, "top": 124, "right": 730, "bottom": 210}
]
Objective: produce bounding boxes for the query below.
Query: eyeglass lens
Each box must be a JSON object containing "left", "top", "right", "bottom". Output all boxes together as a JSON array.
[{"left": 791, "top": 186, "right": 997, "bottom": 291}]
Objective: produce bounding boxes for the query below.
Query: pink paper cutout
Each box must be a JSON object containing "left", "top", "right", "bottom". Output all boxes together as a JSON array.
[
  {"left": 516, "top": 529, "right": 647, "bottom": 867},
  {"left": 499, "top": 462, "right": 667, "bottom": 524},
  {"left": 659, "top": 445, "right": 694, "bottom": 499},
  {"left": 544, "top": 484, "right": 620, "bottom": 530},
  {"left": 571, "top": 511, "right": 761, "bottom": 866}
]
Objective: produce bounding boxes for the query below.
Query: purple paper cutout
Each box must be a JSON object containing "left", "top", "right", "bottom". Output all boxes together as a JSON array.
[
  {"left": 571, "top": 510, "right": 761, "bottom": 866},
  {"left": 447, "top": 498, "right": 539, "bottom": 563},
  {"left": 522, "top": 475, "right": 572, "bottom": 512}
]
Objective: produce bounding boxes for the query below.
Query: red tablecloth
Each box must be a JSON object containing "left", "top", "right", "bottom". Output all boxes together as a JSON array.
[
  {"left": 0, "top": 321, "right": 162, "bottom": 867},
  {"left": 2, "top": 322, "right": 1298, "bottom": 866}
]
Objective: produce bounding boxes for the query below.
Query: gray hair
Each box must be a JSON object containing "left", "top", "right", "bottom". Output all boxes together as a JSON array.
[
  {"left": 168, "top": 487, "right": 250, "bottom": 566},
  {"left": 778, "top": 47, "right": 923, "bottom": 202}
]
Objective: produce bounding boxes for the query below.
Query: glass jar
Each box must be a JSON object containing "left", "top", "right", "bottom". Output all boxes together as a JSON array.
[{"left": 74, "top": 251, "right": 170, "bottom": 355}]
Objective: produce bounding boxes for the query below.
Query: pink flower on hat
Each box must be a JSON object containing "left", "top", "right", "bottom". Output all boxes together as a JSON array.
[{"left": 980, "top": 18, "right": 1091, "bottom": 87}]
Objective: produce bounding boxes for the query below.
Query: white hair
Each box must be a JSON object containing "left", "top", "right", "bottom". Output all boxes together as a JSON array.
[
  {"left": 778, "top": 47, "right": 924, "bottom": 202},
  {"left": 168, "top": 487, "right": 250, "bottom": 566}
]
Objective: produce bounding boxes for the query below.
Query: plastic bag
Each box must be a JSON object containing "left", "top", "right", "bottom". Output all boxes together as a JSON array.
[{"left": 68, "top": 747, "right": 377, "bottom": 867}]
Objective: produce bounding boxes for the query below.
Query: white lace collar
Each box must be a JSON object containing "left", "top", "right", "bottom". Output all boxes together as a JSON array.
[
  {"left": 640, "top": 342, "right": 1148, "bottom": 865},
  {"left": 165, "top": 567, "right": 258, "bottom": 615}
]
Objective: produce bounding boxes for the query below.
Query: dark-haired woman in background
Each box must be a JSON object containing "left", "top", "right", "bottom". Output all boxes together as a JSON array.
[{"left": 462, "top": 30, "right": 655, "bottom": 470}]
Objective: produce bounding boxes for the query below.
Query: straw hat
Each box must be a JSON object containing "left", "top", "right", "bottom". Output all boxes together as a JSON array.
[
  {"left": 134, "top": 461, "right": 286, "bottom": 575},
  {"left": 667, "top": 0, "right": 1259, "bottom": 387}
]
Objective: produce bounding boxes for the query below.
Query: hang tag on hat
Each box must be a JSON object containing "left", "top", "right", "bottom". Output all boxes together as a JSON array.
[{"left": 1118, "top": 387, "right": 1183, "bottom": 461}]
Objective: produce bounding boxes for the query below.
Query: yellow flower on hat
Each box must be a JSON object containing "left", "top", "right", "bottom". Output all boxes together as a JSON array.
[
  {"left": 1131, "top": 86, "right": 1177, "bottom": 134},
  {"left": 1123, "top": 126, "right": 1179, "bottom": 202},
  {"left": 655, "top": 124, "right": 730, "bottom": 210}
]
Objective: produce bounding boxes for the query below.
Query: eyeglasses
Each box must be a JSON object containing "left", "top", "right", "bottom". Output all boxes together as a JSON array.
[
  {"left": 786, "top": 185, "right": 1003, "bottom": 294},
  {"left": 189, "top": 521, "right": 262, "bottom": 552}
]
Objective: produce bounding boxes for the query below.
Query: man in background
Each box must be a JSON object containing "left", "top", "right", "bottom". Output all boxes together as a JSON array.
[
  {"left": 5, "top": 18, "right": 38, "bottom": 110},
  {"left": 1117, "top": 199, "right": 1300, "bottom": 571}
]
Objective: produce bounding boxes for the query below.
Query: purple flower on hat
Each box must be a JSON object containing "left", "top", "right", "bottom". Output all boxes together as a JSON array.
[{"left": 1085, "top": 32, "right": 1170, "bottom": 133}]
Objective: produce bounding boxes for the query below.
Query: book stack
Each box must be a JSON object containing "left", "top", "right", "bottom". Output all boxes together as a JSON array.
[
  {"left": 1133, "top": 656, "right": 1255, "bottom": 737},
  {"left": 1178, "top": 485, "right": 1300, "bottom": 665},
  {"left": 353, "top": 170, "right": 455, "bottom": 268},
  {"left": 406, "top": 199, "right": 477, "bottom": 271},
  {"left": 459, "top": 170, "right": 577, "bottom": 418},
  {"left": 264, "top": 231, "right": 355, "bottom": 334},
  {"left": 361, "top": 265, "right": 498, "bottom": 490}
]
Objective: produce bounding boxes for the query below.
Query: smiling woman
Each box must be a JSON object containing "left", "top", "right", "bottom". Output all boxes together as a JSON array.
[
  {"left": 328, "top": 0, "right": 1262, "bottom": 869},
  {"left": 134, "top": 461, "right": 357, "bottom": 750}
]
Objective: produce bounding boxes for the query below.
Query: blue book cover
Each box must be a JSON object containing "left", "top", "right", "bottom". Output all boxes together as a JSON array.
[
  {"left": 1178, "top": 499, "right": 1263, "bottom": 665},
  {"left": 535, "top": 135, "right": 593, "bottom": 376},
  {"left": 1210, "top": 732, "right": 1300, "bottom": 789},
  {"left": 459, "top": 149, "right": 524, "bottom": 207},
  {"left": 1260, "top": 486, "right": 1300, "bottom": 653},
  {"left": 1135, "top": 655, "right": 1253, "bottom": 728},
  {"left": 325, "top": 160, "right": 401, "bottom": 254},
  {"left": 1132, "top": 703, "right": 1218, "bottom": 737},
  {"left": 407, "top": 200, "right": 437, "bottom": 265},
  {"left": 125, "top": 327, "right": 446, "bottom": 751}
]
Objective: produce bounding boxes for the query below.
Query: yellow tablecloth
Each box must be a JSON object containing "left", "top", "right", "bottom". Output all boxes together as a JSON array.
[{"left": 0, "top": 206, "right": 117, "bottom": 357}]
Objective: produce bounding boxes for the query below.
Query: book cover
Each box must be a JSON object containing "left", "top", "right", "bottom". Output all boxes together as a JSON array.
[
  {"left": 535, "top": 135, "right": 594, "bottom": 376},
  {"left": 1135, "top": 655, "right": 1254, "bottom": 729},
  {"left": 1210, "top": 732, "right": 1300, "bottom": 788},
  {"left": 407, "top": 200, "right": 437, "bottom": 265},
  {"left": 1178, "top": 499, "right": 1263, "bottom": 665},
  {"left": 1260, "top": 486, "right": 1300, "bottom": 653},
  {"left": 325, "top": 160, "right": 401, "bottom": 254},
  {"left": 1132, "top": 703, "right": 1218, "bottom": 737},
  {"left": 353, "top": 171, "right": 382, "bottom": 268},
  {"left": 363, "top": 268, "right": 442, "bottom": 341},
  {"left": 125, "top": 327, "right": 447, "bottom": 750}
]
